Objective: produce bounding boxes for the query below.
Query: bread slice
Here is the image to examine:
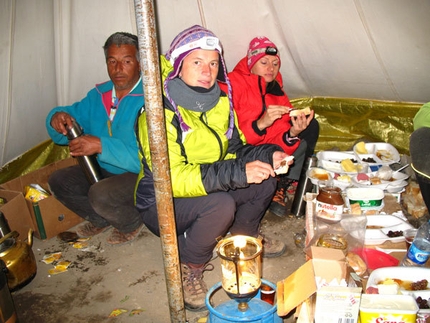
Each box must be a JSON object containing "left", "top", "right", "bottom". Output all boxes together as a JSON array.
[
  {"left": 274, "top": 156, "right": 295, "bottom": 175},
  {"left": 290, "top": 107, "right": 311, "bottom": 117}
]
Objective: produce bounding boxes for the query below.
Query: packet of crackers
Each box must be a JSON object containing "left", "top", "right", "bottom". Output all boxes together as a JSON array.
[{"left": 24, "top": 184, "right": 50, "bottom": 202}]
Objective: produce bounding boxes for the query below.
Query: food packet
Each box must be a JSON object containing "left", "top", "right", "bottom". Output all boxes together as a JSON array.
[{"left": 24, "top": 184, "right": 50, "bottom": 202}]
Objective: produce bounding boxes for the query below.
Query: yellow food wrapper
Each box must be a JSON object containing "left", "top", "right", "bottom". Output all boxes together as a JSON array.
[
  {"left": 48, "top": 264, "right": 70, "bottom": 275},
  {"left": 108, "top": 309, "right": 128, "bottom": 317},
  {"left": 42, "top": 252, "right": 62, "bottom": 264},
  {"left": 56, "top": 261, "right": 71, "bottom": 268},
  {"left": 129, "top": 309, "right": 144, "bottom": 316},
  {"left": 72, "top": 241, "right": 89, "bottom": 249},
  {"left": 24, "top": 184, "right": 50, "bottom": 202}
]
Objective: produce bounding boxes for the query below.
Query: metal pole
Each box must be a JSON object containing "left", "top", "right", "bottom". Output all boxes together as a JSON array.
[{"left": 133, "top": 1, "right": 187, "bottom": 322}]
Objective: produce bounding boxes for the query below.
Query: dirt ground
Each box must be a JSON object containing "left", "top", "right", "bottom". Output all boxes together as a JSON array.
[{"left": 11, "top": 209, "right": 307, "bottom": 323}]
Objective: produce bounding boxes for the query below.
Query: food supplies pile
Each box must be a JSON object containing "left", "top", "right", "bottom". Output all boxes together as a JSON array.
[
  {"left": 310, "top": 141, "right": 407, "bottom": 194},
  {"left": 277, "top": 141, "right": 430, "bottom": 323}
]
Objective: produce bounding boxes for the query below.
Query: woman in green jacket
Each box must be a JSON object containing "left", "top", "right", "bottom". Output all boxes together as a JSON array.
[{"left": 135, "top": 25, "right": 291, "bottom": 311}]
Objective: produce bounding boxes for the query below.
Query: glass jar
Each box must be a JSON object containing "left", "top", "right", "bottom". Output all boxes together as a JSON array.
[
  {"left": 317, "top": 233, "right": 348, "bottom": 254},
  {"left": 315, "top": 185, "right": 344, "bottom": 222}
]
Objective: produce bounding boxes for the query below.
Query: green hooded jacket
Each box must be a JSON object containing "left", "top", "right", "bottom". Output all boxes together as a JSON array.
[{"left": 134, "top": 55, "right": 281, "bottom": 210}]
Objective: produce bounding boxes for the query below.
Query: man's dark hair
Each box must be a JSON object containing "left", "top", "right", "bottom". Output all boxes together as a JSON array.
[{"left": 103, "top": 32, "right": 139, "bottom": 60}]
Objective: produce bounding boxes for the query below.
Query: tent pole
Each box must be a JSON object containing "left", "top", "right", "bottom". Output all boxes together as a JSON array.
[{"left": 133, "top": 1, "right": 187, "bottom": 322}]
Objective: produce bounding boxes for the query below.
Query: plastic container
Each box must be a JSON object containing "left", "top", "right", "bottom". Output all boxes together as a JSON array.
[
  {"left": 359, "top": 294, "right": 418, "bottom": 323},
  {"left": 307, "top": 167, "right": 331, "bottom": 185},
  {"left": 400, "top": 220, "right": 430, "bottom": 267},
  {"left": 346, "top": 187, "right": 384, "bottom": 209},
  {"left": 316, "top": 150, "right": 370, "bottom": 174},
  {"left": 353, "top": 142, "right": 400, "bottom": 171},
  {"left": 351, "top": 170, "right": 409, "bottom": 190}
]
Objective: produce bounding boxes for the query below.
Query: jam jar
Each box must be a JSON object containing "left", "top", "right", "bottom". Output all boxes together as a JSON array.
[{"left": 315, "top": 185, "right": 344, "bottom": 222}]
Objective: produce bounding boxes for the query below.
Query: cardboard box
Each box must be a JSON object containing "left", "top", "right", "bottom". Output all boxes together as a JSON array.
[
  {"left": 277, "top": 246, "right": 361, "bottom": 322},
  {"left": 0, "top": 190, "right": 35, "bottom": 239},
  {"left": 0, "top": 158, "right": 83, "bottom": 240},
  {"left": 315, "top": 286, "right": 361, "bottom": 323}
]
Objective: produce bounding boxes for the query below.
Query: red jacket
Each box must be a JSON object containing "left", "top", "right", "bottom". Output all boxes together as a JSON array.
[{"left": 226, "top": 57, "right": 299, "bottom": 155}]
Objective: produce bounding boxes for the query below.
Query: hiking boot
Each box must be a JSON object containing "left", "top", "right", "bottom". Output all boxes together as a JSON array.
[
  {"left": 286, "top": 180, "right": 298, "bottom": 195},
  {"left": 269, "top": 187, "right": 288, "bottom": 217},
  {"left": 258, "top": 234, "right": 286, "bottom": 258},
  {"left": 75, "top": 222, "right": 110, "bottom": 238},
  {"left": 106, "top": 225, "right": 144, "bottom": 246},
  {"left": 181, "top": 263, "right": 214, "bottom": 311}
]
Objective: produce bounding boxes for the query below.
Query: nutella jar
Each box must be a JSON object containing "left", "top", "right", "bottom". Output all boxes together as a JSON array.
[{"left": 315, "top": 185, "right": 344, "bottom": 222}]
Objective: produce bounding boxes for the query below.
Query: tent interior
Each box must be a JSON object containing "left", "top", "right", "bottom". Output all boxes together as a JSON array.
[
  {"left": 1, "top": 0, "right": 429, "bottom": 178},
  {"left": 0, "top": 2, "right": 429, "bottom": 322}
]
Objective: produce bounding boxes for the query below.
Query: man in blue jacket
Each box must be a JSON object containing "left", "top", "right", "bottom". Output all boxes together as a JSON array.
[{"left": 46, "top": 32, "right": 144, "bottom": 245}]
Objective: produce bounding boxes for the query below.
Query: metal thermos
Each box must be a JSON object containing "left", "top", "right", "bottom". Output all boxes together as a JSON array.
[
  {"left": 66, "top": 120, "right": 103, "bottom": 185},
  {"left": 290, "top": 156, "right": 317, "bottom": 217},
  {"left": 0, "top": 212, "right": 11, "bottom": 239},
  {"left": 0, "top": 259, "right": 18, "bottom": 323}
]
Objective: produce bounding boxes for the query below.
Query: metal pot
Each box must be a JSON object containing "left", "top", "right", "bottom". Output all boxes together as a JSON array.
[{"left": 0, "top": 229, "right": 37, "bottom": 291}]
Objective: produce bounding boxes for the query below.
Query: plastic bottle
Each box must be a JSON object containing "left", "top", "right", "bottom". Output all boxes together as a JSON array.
[
  {"left": 66, "top": 120, "right": 103, "bottom": 184},
  {"left": 400, "top": 220, "right": 430, "bottom": 267}
]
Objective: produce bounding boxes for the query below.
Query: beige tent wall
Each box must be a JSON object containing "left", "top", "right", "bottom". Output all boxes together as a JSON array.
[{"left": 1, "top": 0, "right": 429, "bottom": 166}]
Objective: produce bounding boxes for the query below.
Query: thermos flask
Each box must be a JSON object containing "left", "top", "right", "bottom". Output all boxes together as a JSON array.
[
  {"left": 290, "top": 156, "right": 317, "bottom": 217},
  {"left": 66, "top": 120, "right": 103, "bottom": 184},
  {"left": 0, "top": 259, "right": 17, "bottom": 323},
  {"left": 0, "top": 211, "right": 11, "bottom": 238}
]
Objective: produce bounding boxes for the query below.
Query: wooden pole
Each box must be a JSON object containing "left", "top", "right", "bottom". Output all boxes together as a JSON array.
[{"left": 133, "top": 1, "right": 187, "bottom": 322}]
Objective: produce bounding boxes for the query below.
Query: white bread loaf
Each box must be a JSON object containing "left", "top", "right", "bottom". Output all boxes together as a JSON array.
[{"left": 290, "top": 107, "right": 311, "bottom": 117}]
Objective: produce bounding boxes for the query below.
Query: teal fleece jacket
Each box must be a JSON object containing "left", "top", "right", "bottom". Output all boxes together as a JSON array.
[{"left": 46, "top": 80, "right": 144, "bottom": 174}]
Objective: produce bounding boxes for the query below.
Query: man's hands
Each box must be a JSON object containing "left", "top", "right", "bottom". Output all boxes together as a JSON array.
[
  {"left": 51, "top": 112, "right": 75, "bottom": 135},
  {"left": 50, "top": 112, "right": 102, "bottom": 156},
  {"left": 68, "top": 135, "right": 102, "bottom": 156}
]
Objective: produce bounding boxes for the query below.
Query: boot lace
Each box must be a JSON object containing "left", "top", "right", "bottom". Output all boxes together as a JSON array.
[{"left": 183, "top": 263, "right": 214, "bottom": 296}]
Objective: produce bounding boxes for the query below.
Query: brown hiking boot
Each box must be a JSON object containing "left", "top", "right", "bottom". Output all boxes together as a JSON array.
[
  {"left": 258, "top": 234, "right": 286, "bottom": 258},
  {"left": 75, "top": 222, "right": 110, "bottom": 238},
  {"left": 106, "top": 225, "right": 144, "bottom": 246},
  {"left": 269, "top": 187, "right": 288, "bottom": 217},
  {"left": 181, "top": 263, "right": 214, "bottom": 311}
]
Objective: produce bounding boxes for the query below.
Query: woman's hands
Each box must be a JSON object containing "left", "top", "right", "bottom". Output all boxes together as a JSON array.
[
  {"left": 245, "top": 151, "right": 293, "bottom": 184},
  {"left": 257, "top": 105, "right": 315, "bottom": 138},
  {"left": 245, "top": 160, "right": 275, "bottom": 183},
  {"left": 257, "top": 105, "right": 290, "bottom": 130},
  {"left": 289, "top": 109, "right": 315, "bottom": 137}
]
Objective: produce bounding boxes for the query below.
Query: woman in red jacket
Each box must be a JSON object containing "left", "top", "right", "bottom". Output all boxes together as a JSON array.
[{"left": 228, "top": 36, "right": 319, "bottom": 216}]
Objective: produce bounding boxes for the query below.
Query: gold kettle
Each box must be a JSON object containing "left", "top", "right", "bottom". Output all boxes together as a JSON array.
[{"left": 0, "top": 229, "right": 37, "bottom": 291}]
